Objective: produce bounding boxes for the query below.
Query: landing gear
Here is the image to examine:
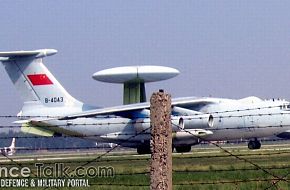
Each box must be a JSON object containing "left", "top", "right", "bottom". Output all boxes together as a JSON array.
[
  {"left": 248, "top": 138, "right": 261, "bottom": 150},
  {"left": 137, "top": 144, "right": 192, "bottom": 154},
  {"left": 175, "top": 146, "right": 191, "bottom": 153}
]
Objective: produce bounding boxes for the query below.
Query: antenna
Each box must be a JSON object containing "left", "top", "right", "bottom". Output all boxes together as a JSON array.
[{"left": 92, "top": 66, "right": 179, "bottom": 105}]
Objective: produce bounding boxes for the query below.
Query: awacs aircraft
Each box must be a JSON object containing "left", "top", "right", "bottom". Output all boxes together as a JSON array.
[
  {"left": 0, "top": 138, "right": 16, "bottom": 156},
  {"left": 1, "top": 49, "right": 290, "bottom": 154}
]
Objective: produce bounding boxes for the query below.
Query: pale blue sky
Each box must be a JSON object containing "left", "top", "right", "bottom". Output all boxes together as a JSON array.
[{"left": 1, "top": 1, "right": 290, "bottom": 115}]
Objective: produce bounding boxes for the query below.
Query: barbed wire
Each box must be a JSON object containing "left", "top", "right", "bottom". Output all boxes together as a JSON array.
[
  {"left": 1, "top": 110, "right": 290, "bottom": 131},
  {"left": 0, "top": 146, "right": 115, "bottom": 152},
  {"left": 47, "top": 123, "right": 290, "bottom": 189},
  {"left": 2, "top": 156, "right": 289, "bottom": 175},
  {"left": 173, "top": 165, "right": 290, "bottom": 174},
  {"left": 88, "top": 177, "right": 289, "bottom": 186},
  {"left": 0, "top": 121, "right": 290, "bottom": 173},
  {"left": 0, "top": 104, "right": 287, "bottom": 119},
  {"left": 174, "top": 150, "right": 290, "bottom": 159},
  {"left": 264, "top": 172, "right": 290, "bottom": 190},
  {"left": 2, "top": 124, "right": 290, "bottom": 138},
  {"left": 1, "top": 149, "right": 290, "bottom": 166},
  {"left": 42, "top": 127, "right": 151, "bottom": 190},
  {"left": 0, "top": 149, "right": 62, "bottom": 190},
  {"left": 0, "top": 123, "right": 288, "bottom": 141},
  {"left": 0, "top": 121, "right": 152, "bottom": 190},
  {"left": 172, "top": 123, "right": 289, "bottom": 183},
  {"left": 89, "top": 183, "right": 148, "bottom": 187},
  {"left": 0, "top": 139, "right": 287, "bottom": 188},
  {"left": 0, "top": 142, "right": 290, "bottom": 154},
  {"left": 1, "top": 103, "right": 290, "bottom": 188},
  {"left": 173, "top": 178, "right": 288, "bottom": 186},
  {"left": 0, "top": 132, "right": 150, "bottom": 138},
  {"left": 0, "top": 133, "right": 289, "bottom": 157}
]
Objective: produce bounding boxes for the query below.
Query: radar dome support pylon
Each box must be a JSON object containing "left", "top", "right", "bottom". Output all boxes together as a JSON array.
[
  {"left": 92, "top": 66, "right": 179, "bottom": 105},
  {"left": 123, "top": 80, "right": 146, "bottom": 105}
]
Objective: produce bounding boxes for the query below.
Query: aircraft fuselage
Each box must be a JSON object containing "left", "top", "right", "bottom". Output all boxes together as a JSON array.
[{"left": 35, "top": 97, "right": 290, "bottom": 149}]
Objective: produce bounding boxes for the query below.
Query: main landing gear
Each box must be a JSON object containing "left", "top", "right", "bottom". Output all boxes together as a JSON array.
[
  {"left": 247, "top": 138, "right": 261, "bottom": 150},
  {"left": 137, "top": 145, "right": 192, "bottom": 154}
]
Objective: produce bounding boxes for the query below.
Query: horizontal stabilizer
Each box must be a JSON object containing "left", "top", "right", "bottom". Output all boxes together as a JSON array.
[
  {"left": 21, "top": 123, "right": 55, "bottom": 137},
  {"left": 15, "top": 119, "right": 57, "bottom": 137},
  {"left": 0, "top": 49, "right": 57, "bottom": 60}
]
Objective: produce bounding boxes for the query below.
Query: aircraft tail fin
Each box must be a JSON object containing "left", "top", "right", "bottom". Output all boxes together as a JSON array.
[{"left": 0, "top": 49, "right": 83, "bottom": 116}]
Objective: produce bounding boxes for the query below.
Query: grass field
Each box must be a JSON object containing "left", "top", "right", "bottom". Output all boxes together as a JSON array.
[{"left": 1, "top": 144, "right": 290, "bottom": 190}]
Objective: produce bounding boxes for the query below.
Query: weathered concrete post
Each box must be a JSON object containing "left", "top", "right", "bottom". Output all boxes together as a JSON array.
[{"left": 150, "top": 89, "right": 172, "bottom": 190}]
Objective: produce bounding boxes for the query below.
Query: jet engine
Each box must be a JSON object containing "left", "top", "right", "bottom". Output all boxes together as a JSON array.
[
  {"left": 176, "top": 114, "right": 214, "bottom": 130},
  {"left": 172, "top": 106, "right": 214, "bottom": 129},
  {"left": 132, "top": 114, "right": 214, "bottom": 133}
]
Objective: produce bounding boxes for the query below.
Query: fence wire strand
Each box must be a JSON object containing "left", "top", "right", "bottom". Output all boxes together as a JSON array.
[{"left": 0, "top": 103, "right": 290, "bottom": 188}]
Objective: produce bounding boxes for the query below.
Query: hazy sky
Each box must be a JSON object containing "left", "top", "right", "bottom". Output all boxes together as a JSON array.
[{"left": 1, "top": 1, "right": 290, "bottom": 116}]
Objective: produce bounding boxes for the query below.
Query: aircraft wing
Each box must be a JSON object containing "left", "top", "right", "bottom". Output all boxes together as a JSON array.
[
  {"left": 60, "top": 97, "right": 218, "bottom": 120},
  {"left": 172, "top": 97, "right": 219, "bottom": 109}
]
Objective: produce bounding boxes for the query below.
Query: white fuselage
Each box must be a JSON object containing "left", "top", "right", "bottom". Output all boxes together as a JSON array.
[{"left": 38, "top": 97, "right": 290, "bottom": 148}]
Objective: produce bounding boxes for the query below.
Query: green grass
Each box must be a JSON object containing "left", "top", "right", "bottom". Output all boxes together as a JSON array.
[{"left": 2, "top": 147, "right": 290, "bottom": 190}]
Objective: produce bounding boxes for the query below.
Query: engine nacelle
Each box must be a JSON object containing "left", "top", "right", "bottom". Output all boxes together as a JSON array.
[
  {"left": 133, "top": 118, "right": 181, "bottom": 132},
  {"left": 176, "top": 114, "right": 214, "bottom": 130},
  {"left": 133, "top": 114, "right": 214, "bottom": 133}
]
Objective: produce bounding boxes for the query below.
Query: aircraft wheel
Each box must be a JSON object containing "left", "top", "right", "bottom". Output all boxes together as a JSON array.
[
  {"left": 255, "top": 141, "right": 261, "bottom": 149},
  {"left": 248, "top": 139, "right": 261, "bottom": 150},
  {"left": 248, "top": 141, "right": 255, "bottom": 149}
]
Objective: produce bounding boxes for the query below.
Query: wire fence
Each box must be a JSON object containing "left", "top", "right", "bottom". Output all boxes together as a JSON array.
[
  {"left": 0, "top": 103, "right": 287, "bottom": 118},
  {"left": 173, "top": 122, "right": 290, "bottom": 189},
  {"left": 0, "top": 105, "right": 290, "bottom": 189}
]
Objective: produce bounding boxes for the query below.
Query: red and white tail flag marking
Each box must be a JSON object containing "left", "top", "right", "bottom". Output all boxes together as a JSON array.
[{"left": 27, "top": 74, "right": 53, "bottom": 85}]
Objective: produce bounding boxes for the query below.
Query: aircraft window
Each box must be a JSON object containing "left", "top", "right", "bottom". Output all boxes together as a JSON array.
[{"left": 281, "top": 104, "right": 290, "bottom": 109}]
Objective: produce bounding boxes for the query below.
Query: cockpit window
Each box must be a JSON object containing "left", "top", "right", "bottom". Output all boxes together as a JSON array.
[{"left": 280, "top": 104, "right": 290, "bottom": 109}]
